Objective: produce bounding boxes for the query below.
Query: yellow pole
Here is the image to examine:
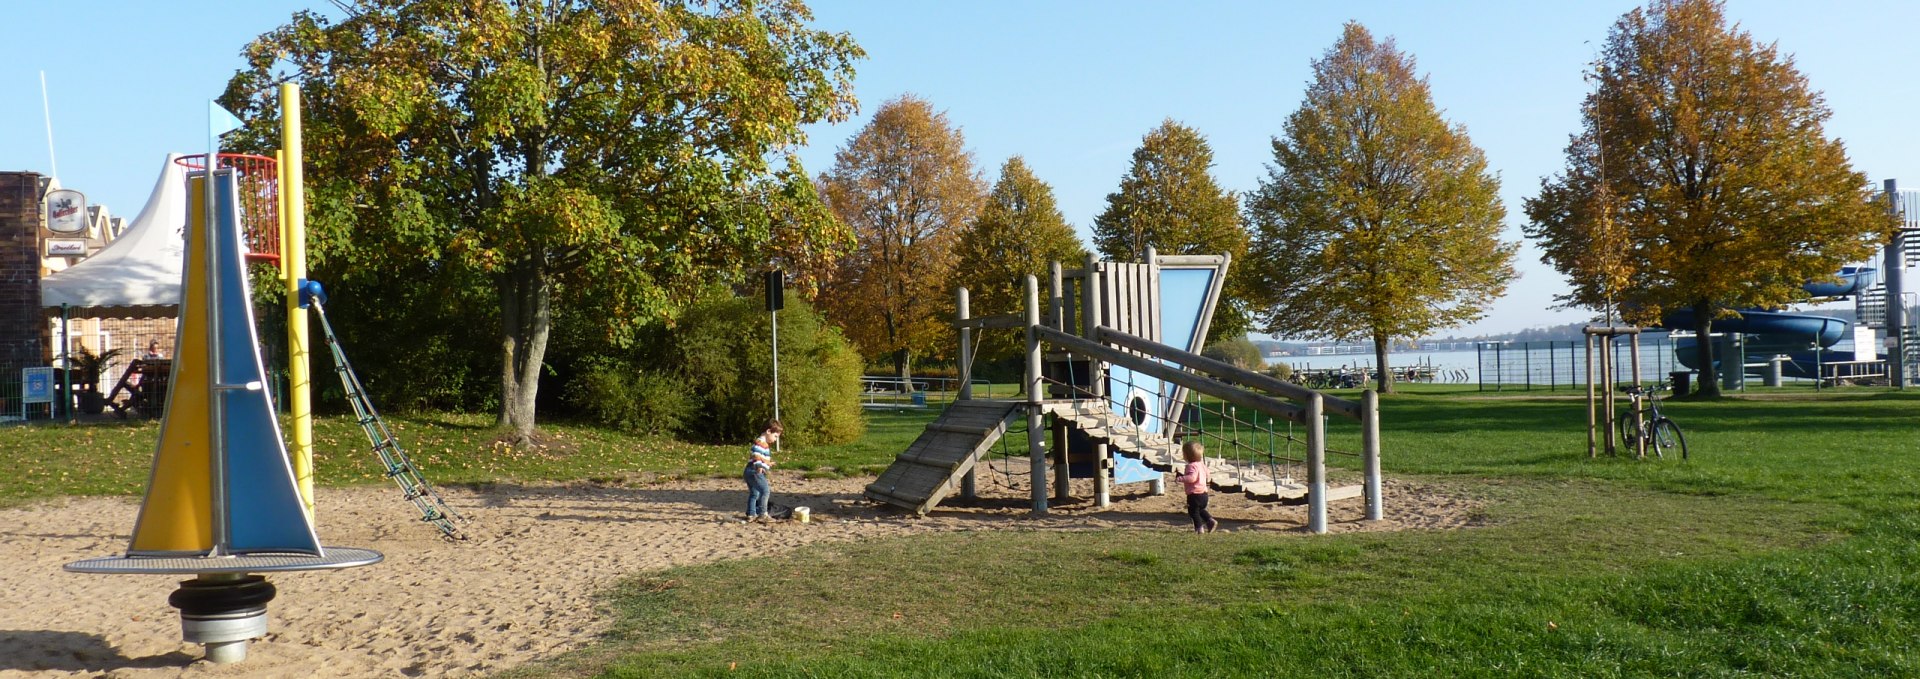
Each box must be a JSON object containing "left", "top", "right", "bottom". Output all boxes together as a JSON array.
[{"left": 281, "top": 83, "right": 315, "bottom": 521}]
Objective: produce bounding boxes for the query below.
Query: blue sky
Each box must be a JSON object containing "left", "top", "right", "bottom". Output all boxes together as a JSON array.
[{"left": 6, "top": 1, "right": 1917, "bottom": 335}]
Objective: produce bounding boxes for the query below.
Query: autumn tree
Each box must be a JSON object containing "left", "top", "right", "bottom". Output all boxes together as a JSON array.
[
  {"left": 1525, "top": 0, "right": 1894, "bottom": 397},
  {"left": 816, "top": 95, "right": 985, "bottom": 381},
  {"left": 954, "top": 156, "right": 1086, "bottom": 362},
  {"left": 1246, "top": 22, "right": 1515, "bottom": 394},
  {"left": 222, "top": 0, "right": 861, "bottom": 444},
  {"left": 1091, "top": 120, "right": 1252, "bottom": 342}
]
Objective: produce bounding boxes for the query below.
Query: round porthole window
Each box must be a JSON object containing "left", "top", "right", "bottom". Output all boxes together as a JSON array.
[{"left": 1128, "top": 395, "right": 1149, "bottom": 426}]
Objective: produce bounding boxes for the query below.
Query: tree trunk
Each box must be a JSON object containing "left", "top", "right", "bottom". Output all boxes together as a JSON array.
[
  {"left": 1692, "top": 300, "right": 1720, "bottom": 398},
  {"left": 1373, "top": 333, "right": 1394, "bottom": 394},
  {"left": 894, "top": 349, "right": 913, "bottom": 393},
  {"left": 498, "top": 261, "right": 552, "bottom": 445}
]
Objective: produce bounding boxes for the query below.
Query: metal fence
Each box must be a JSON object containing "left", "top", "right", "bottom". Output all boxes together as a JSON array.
[
  {"left": 3, "top": 323, "right": 183, "bottom": 423},
  {"left": 1477, "top": 338, "right": 1686, "bottom": 391}
]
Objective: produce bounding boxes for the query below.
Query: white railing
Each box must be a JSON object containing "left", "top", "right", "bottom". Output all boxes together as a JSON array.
[{"left": 859, "top": 376, "right": 1000, "bottom": 408}]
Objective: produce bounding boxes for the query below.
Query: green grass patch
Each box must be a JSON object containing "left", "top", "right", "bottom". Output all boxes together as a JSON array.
[{"left": 0, "top": 408, "right": 940, "bottom": 508}]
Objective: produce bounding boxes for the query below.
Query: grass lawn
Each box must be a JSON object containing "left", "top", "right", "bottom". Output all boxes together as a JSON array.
[
  {"left": 8, "top": 385, "right": 1919, "bottom": 676},
  {"left": 522, "top": 387, "right": 1920, "bottom": 678}
]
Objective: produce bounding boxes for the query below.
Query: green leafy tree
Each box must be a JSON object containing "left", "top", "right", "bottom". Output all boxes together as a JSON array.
[
  {"left": 222, "top": 0, "right": 862, "bottom": 443},
  {"left": 1525, "top": 0, "right": 1895, "bottom": 397},
  {"left": 1091, "top": 120, "right": 1252, "bottom": 342},
  {"left": 1246, "top": 22, "right": 1515, "bottom": 394},
  {"left": 816, "top": 95, "right": 985, "bottom": 381},
  {"left": 956, "top": 156, "right": 1087, "bottom": 363}
]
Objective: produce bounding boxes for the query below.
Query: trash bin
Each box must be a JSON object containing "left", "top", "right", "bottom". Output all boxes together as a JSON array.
[
  {"left": 1764, "top": 356, "right": 1785, "bottom": 387},
  {"left": 911, "top": 391, "right": 927, "bottom": 406},
  {"left": 1669, "top": 371, "right": 1691, "bottom": 395}
]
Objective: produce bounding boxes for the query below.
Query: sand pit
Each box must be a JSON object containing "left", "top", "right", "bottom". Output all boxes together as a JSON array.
[{"left": 0, "top": 468, "right": 1477, "bottom": 677}]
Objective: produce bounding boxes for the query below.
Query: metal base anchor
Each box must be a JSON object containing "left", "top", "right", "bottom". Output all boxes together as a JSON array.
[{"left": 168, "top": 574, "right": 277, "bottom": 663}]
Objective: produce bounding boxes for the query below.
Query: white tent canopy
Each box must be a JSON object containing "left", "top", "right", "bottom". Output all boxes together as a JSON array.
[{"left": 40, "top": 154, "right": 187, "bottom": 318}]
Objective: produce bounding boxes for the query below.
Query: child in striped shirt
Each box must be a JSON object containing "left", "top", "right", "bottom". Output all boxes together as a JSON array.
[{"left": 743, "top": 420, "right": 782, "bottom": 521}]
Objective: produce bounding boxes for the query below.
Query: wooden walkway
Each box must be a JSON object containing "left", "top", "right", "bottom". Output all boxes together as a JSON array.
[{"left": 864, "top": 399, "right": 1025, "bottom": 515}]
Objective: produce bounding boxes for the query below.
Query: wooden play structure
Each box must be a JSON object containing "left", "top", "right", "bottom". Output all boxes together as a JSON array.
[
  {"left": 1584, "top": 324, "right": 1643, "bottom": 458},
  {"left": 865, "top": 249, "right": 1383, "bottom": 533}
]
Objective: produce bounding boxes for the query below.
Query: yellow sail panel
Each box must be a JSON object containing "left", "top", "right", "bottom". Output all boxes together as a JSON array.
[{"left": 128, "top": 175, "right": 214, "bottom": 554}]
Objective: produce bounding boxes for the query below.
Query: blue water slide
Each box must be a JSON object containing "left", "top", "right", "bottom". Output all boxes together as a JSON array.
[
  {"left": 1662, "top": 268, "right": 1874, "bottom": 380},
  {"left": 1660, "top": 308, "right": 1848, "bottom": 349},
  {"left": 1802, "top": 266, "right": 1877, "bottom": 298}
]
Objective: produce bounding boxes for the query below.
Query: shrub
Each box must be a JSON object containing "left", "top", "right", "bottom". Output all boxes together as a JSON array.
[
  {"left": 1203, "top": 336, "right": 1267, "bottom": 371},
  {"left": 565, "top": 357, "right": 696, "bottom": 436},
  {"left": 671, "top": 295, "right": 865, "bottom": 445}
]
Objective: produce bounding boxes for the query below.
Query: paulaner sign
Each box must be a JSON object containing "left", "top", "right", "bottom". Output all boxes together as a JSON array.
[{"left": 46, "top": 189, "right": 87, "bottom": 234}]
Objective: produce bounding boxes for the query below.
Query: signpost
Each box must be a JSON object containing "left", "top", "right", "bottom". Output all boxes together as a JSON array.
[{"left": 766, "top": 270, "right": 784, "bottom": 448}]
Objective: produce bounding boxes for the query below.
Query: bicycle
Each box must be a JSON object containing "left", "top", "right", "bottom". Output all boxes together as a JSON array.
[{"left": 1618, "top": 382, "right": 1687, "bottom": 459}]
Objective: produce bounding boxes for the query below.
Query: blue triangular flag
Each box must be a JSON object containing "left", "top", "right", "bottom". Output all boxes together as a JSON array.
[{"left": 209, "top": 101, "right": 244, "bottom": 141}]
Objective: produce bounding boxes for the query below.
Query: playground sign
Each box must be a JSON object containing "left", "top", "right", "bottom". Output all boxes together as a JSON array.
[{"left": 22, "top": 367, "right": 53, "bottom": 404}]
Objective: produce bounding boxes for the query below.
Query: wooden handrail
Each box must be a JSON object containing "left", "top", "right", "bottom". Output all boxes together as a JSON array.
[
  {"left": 1033, "top": 326, "right": 1307, "bottom": 423},
  {"left": 1095, "top": 326, "right": 1363, "bottom": 421}
]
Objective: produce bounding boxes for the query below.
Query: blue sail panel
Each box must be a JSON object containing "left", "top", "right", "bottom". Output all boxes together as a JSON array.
[{"left": 208, "top": 174, "right": 321, "bottom": 555}]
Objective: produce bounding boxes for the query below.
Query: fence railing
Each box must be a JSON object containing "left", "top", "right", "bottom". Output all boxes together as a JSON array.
[
  {"left": 1477, "top": 338, "right": 1685, "bottom": 391},
  {"left": 859, "top": 376, "right": 1000, "bottom": 409}
]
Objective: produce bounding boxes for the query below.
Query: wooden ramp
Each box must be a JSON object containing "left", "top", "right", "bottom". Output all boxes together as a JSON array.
[
  {"left": 865, "top": 400, "right": 1024, "bottom": 515},
  {"left": 1040, "top": 400, "right": 1363, "bottom": 505}
]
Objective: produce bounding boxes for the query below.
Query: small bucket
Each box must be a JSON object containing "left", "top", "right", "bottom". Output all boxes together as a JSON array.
[{"left": 793, "top": 506, "right": 811, "bottom": 524}]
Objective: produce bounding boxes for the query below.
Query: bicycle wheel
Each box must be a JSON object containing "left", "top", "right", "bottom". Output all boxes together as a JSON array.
[
  {"left": 1616, "top": 411, "right": 1639, "bottom": 454},
  {"left": 1651, "top": 418, "right": 1688, "bottom": 460}
]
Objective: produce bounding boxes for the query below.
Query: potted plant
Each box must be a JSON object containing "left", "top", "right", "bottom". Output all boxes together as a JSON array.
[{"left": 68, "top": 347, "right": 125, "bottom": 415}]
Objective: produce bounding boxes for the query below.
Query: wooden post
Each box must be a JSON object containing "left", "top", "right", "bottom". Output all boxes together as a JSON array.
[
  {"left": 1601, "top": 334, "right": 1615, "bottom": 456},
  {"left": 1051, "top": 260, "right": 1071, "bottom": 503},
  {"left": 1050, "top": 261, "right": 1065, "bottom": 331},
  {"left": 1025, "top": 275, "right": 1047, "bottom": 515},
  {"left": 1584, "top": 332, "right": 1596, "bottom": 458},
  {"left": 1362, "top": 389, "right": 1381, "bottom": 521},
  {"left": 1083, "top": 255, "right": 1119, "bottom": 501},
  {"left": 1307, "top": 393, "right": 1327, "bottom": 534},
  {"left": 957, "top": 287, "right": 976, "bottom": 500},
  {"left": 1630, "top": 332, "right": 1644, "bottom": 459}
]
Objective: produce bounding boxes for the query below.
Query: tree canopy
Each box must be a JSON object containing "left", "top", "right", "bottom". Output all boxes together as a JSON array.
[
  {"left": 1090, "top": 119, "right": 1252, "bottom": 342},
  {"left": 223, "top": 0, "right": 862, "bottom": 442},
  {"left": 814, "top": 94, "right": 985, "bottom": 379},
  {"left": 955, "top": 156, "right": 1087, "bottom": 362},
  {"left": 1246, "top": 22, "right": 1514, "bottom": 393},
  {"left": 1524, "top": 0, "right": 1895, "bottom": 396}
]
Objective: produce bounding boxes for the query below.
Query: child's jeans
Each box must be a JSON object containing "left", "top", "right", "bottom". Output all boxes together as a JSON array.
[{"left": 744, "top": 468, "right": 771, "bottom": 517}]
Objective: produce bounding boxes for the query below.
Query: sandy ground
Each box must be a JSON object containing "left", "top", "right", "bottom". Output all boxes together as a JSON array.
[{"left": 0, "top": 466, "right": 1479, "bottom": 678}]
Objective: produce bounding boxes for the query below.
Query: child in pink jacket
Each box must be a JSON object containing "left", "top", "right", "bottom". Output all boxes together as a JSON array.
[{"left": 1172, "top": 440, "right": 1219, "bottom": 533}]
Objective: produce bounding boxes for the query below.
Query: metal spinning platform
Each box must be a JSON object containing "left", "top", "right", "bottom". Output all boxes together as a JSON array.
[{"left": 64, "top": 547, "right": 383, "bottom": 575}]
